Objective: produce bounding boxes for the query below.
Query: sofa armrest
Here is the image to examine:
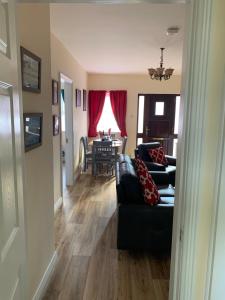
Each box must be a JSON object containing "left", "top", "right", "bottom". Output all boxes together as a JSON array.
[
  {"left": 145, "top": 161, "right": 166, "bottom": 171},
  {"left": 150, "top": 171, "right": 170, "bottom": 186},
  {"left": 166, "top": 155, "right": 176, "bottom": 166}
]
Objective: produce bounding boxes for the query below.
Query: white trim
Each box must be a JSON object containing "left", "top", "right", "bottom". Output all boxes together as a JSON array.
[
  {"left": 54, "top": 197, "right": 63, "bottom": 213},
  {"left": 59, "top": 73, "right": 74, "bottom": 187},
  {"left": 169, "top": 0, "right": 213, "bottom": 299},
  {"left": 32, "top": 251, "right": 58, "bottom": 300},
  {"left": 204, "top": 71, "right": 225, "bottom": 300}
]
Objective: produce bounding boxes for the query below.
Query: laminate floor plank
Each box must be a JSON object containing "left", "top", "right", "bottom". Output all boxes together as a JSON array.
[{"left": 43, "top": 174, "right": 170, "bottom": 300}]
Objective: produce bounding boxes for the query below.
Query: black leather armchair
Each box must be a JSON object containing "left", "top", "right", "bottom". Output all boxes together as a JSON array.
[
  {"left": 116, "top": 155, "right": 174, "bottom": 252},
  {"left": 135, "top": 142, "right": 176, "bottom": 186}
]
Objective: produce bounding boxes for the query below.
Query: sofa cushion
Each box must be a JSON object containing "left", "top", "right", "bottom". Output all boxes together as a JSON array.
[
  {"left": 148, "top": 147, "right": 168, "bottom": 166},
  {"left": 134, "top": 159, "right": 160, "bottom": 206},
  {"left": 120, "top": 174, "right": 144, "bottom": 204},
  {"left": 137, "top": 142, "right": 161, "bottom": 162}
]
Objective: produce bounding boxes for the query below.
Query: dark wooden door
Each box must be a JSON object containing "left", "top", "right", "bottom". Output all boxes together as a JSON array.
[{"left": 137, "top": 94, "right": 177, "bottom": 155}]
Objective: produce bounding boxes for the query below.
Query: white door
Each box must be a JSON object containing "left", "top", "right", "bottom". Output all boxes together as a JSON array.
[
  {"left": 64, "top": 80, "right": 74, "bottom": 186},
  {"left": 0, "top": 1, "right": 26, "bottom": 300}
]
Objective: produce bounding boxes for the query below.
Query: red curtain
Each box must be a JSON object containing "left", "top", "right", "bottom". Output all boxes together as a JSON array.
[
  {"left": 88, "top": 90, "right": 106, "bottom": 137},
  {"left": 110, "top": 90, "right": 128, "bottom": 137}
]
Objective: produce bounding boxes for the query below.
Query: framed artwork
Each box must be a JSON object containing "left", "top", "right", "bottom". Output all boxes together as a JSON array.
[
  {"left": 52, "top": 80, "right": 59, "bottom": 105},
  {"left": 23, "top": 113, "right": 43, "bottom": 152},
  {"left": 83, "top": 89, "right": 87, "bottom": 111},
  {"left": 53, "top": 115, "right": 60, "bottom": 136},
  {"left": 20, "top": 46, "right": 41, "bottom": 93},
  {"left": 76, "top": 89, "right": 81, "bottom": 107}
]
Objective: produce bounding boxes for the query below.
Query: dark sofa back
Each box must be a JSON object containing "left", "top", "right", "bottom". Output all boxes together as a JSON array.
[
  {"left": 137, "top": 142, "right": 161, "bottom": 162},
  {"left": 116, "top": 155, "right": 144, "bottom": 204}
]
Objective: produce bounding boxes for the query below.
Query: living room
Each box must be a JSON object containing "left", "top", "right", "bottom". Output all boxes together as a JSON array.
[{"left": 1, "top": 1, "right": 225, "bottom": 300}]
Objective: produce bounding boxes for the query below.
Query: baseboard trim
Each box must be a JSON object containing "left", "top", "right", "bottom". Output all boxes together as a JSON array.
[
  {"left": 32, "top": 251, "right": 58, "bottom": 300},
  {"left": 74, "top": 168, "right": 80, "bottom": 182},
  {"left": 54, "top": 197, "right": 63, "bottom": 213}
]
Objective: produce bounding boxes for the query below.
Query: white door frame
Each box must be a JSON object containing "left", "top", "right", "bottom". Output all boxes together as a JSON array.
[
  {"left": 169, "top": 0, "right": 225, "bottom": 299},
  {"left": 0, "top": 1, "right": 27, "bottom": 299},
  {"left": 204, "top": 73, "right": 225, "bottom": 300},
  {"left": 59, "top": 73, "right": 74, "bottom": 188}
]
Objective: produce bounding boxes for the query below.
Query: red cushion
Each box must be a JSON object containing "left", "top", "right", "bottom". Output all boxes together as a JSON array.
[
  {"left": 134, "top": 158, "right": 160, "bottom": 206},
  {"left": 148, "top": 147, "right": 168, "bottom": 166}
]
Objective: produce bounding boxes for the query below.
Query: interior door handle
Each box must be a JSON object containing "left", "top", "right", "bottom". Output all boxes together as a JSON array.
[{"left": 145, "top": 126, "right": 150, "bottom": 136}]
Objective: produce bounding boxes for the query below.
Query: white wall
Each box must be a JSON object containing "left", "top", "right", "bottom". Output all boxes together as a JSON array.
[{"left": 51, "top": 33, "right": 88, "bottom": 204}]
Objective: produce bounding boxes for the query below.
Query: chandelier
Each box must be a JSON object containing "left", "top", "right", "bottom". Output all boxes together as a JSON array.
[{"left": 148, "top": 48, "right": 174, "bottom": 81}]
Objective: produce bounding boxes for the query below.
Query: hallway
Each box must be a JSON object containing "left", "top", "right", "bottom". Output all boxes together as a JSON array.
[{"left": 43, "top": 174, "right": 170, "bottom": 300}]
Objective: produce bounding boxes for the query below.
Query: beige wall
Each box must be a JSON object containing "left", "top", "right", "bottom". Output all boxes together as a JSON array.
[
  {"left": 88, "top": 74, "right": 181, "bottom": 155},
  {"left": 51, "top": 33, "right": 88, "bottom": 204},
  {"left": 17, "top": 4, "right": 55, "bottom": 299}
]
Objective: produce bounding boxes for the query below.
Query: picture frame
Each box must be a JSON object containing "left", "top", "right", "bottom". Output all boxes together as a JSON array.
[
  {"left": 20, "top": 46, "right": 41, "bottom": 93},
  {"left": 23, "top": 113, "right": 43, "bottom": 152},
  {"left": 76, "top": 89, "right": 81, "bottom": 107},
  {"left": 83, "top": 89, "right": 87, "bottom": 111},
  {"left": 52, "top": 79, "right": 59, "bottom": 105},
  {"left": 53, "top": 115, "right": 60, "bottom": 136}
]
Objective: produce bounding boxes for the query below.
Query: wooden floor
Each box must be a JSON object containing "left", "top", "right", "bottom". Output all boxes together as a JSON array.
[{"left": 43, "top": 174, "right": 170, "bottom": 300}]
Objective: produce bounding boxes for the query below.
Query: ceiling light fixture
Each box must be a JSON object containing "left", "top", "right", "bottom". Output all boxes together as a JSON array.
[{"left": 148, "top": 48, "right": 174, "bottom": 81}]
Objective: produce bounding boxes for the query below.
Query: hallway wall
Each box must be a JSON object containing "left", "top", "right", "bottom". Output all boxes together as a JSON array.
[
  {"left": 51, "top": 33, "right": 88, "bottom": 205},
  {"left": 17, "top": 4, "right": 55, "bottom": 299}
]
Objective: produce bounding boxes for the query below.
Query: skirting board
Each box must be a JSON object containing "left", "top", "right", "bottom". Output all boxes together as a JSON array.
[
  {"left": 32, "top": 251, "right": 58, "bottom": 300},
  {"left": 54, "top": 197, "right": 63, "bottom": 213}
]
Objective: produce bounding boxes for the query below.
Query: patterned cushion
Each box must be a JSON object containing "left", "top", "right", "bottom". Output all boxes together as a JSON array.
[
  {"left": 148, "top": 147, "right": 168, "bottom": 166},
  {"left": 134, "top": 158, "right": 160, "bottom": 206}
]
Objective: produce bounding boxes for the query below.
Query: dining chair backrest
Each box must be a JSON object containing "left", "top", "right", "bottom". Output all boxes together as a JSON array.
[
  {"left": 121, "top": 136, "right": 128, "bottom": 154},
  {"left": 93, "top": 140, "right": 114, "bottom": 161},
  {"left": 81, "top": 136, "right": 89, "bottom": 154}
]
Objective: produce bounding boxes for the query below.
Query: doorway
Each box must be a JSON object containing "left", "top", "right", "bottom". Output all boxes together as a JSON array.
[
  {"left": 137, "top": 94, "right": 180, "bottom": 156},
  {"left": 59, "top": 73, "right": 74, "bottom": 194}
]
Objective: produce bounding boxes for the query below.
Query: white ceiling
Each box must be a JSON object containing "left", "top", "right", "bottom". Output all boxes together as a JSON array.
[{"left": 50, "top": 3, "right": 186, "bottom": 74}]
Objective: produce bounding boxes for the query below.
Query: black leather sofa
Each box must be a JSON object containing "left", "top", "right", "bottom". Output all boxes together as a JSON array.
[
  {"left": 116, "top": 155, "right": 174, "bottom": 252},
  {"left": 135, "top": 142, "right": 176, "bottom": 186}
]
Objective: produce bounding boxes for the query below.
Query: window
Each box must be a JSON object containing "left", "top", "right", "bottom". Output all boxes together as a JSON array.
[
  {"left": 173, "top": 138, "right": 178, "bottom": 157},
  {"left": 97, "top": 92, "right": 120, "bottom": 133},
  {"left": 174, "top": 96, "right": 181, "bottom": 134},
  {"left": 155, "top": 101, "right": 165, "bottom": 115},
  {"left": 138, "top": 95, "right": 145, "bottom": 133},
  {"left": 137, "top": 138, "right": 143, "bottom": 145}
]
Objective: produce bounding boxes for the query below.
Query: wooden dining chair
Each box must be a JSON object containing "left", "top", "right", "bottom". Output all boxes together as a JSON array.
[
  {"left": 80, "top": 136, "right": 92, "bottom": 172},
  {"left": 92, "top": 140, "right": 117, "bottom": 176}
]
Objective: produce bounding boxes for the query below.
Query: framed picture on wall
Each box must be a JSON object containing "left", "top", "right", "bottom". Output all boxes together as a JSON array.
[
  {"left": 52, "top": 79, "right": 59, "bottom": 105},
  {"left": 53, "top": 115, "right": 60, "bottom": 136},
  {"left": 23, "top": 113, "right": 43, "bottom": 152},
  {"left": 83, "top": 89, "right": 87, "bottom": 111},
  {"left": 76, "top": 89, "right": 81, "bottom": 107},
  {"left": 20, "top": 46, "right": 41, "bottom": 93}
]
